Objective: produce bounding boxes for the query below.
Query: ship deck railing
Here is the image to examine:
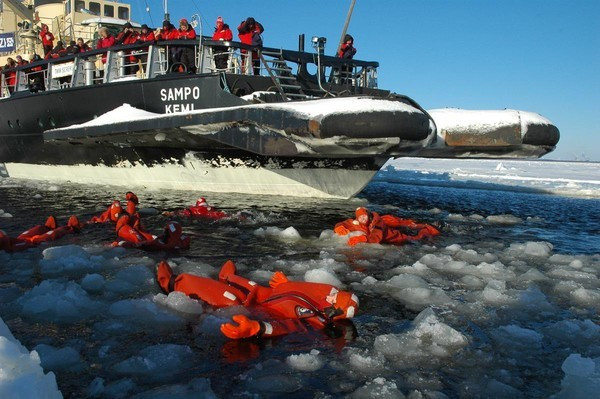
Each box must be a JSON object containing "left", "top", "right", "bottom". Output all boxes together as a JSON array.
[{"left": 0, "top": 38, "right": 379, "bottom": 100}]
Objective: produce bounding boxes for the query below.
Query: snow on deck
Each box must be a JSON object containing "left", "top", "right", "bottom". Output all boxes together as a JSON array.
[
  {"left": 52, "top": 97, "right": 421, "bottom": 131},
  {"left": 429, "top": 108, "right": 553, "bottom": 138}
]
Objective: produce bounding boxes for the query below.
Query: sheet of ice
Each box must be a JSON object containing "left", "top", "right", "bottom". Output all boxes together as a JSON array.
[
  {"left": 40, "top": 245, "right": 105, "bottom": 275},
  {"left": 377, "top": 158, "right": 600, "bottom": 198},
  {"left": 109, "top": 298, "right": 183, "bottom": 327},
  {"left": 0, "top": 317, "right": 62, "bottom": 399}
]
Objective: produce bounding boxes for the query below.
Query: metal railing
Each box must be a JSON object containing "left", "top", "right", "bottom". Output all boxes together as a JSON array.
[{"left": 0, "top": 38, "right": 379, "bottom": 99}]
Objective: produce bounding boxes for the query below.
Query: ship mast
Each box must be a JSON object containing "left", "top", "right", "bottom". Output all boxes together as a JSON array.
[
  {"left": 163, "top": 0, "right": 170, "bottom": 21},
  {"left": 336, "top": 0, "right": 356, "bottom": 56}
]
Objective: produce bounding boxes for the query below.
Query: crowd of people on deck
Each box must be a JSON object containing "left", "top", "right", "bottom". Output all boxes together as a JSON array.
[
  {"left": 1, "top": 188, "right": 439, "bottom": 341},
  {"left": 2, "top": 14, "right": 358, "bottom": 92}
]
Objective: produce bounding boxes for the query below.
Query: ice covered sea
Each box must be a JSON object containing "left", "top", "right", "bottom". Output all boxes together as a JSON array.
[{"left": 0, "top": 158, "right": 599, "bottom": 398}]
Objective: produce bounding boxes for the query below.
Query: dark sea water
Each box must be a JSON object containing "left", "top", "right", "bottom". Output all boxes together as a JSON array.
[{"left": 0, "top": 178, "right": 599, "bottom": 398}]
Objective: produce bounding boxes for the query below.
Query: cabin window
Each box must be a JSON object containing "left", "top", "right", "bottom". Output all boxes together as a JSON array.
[
  {"left": 118, "top": 7, "right": 129, "bottom": 20},
  {"left": 75, "top": 0, "right": 85, "bottom": 12},
  {"left": 89, "top": 2, "right": 101, "bottom": 15},
  {"left": 104, "top": 5, "right": 114, "bottom": 17}
]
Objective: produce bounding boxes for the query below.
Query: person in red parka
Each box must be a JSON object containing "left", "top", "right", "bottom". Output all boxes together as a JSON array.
[
  {"left": 237, "top": 17, "right": 264, "bottom": 75},
  {"left": 96, "top": 27, "right": 116, "bottom": 65},
  {"left": 15, "top": 55, "right": 28, "bottom": 66},
  {"left": 336, "top": 34, "right": 356, "bottom": 84},
  {"left": 212, "top": 16, "right": 233, "bottom": 70},
  {"left": 156, "top": 259, "right": 359, "bottom": 340},
  {"left": 39, "top": 24, "right": 54, "bottom": 56},
  {"left": 77, "top": 38, "right": 91, "bottom": 52},
  {"left": 334, "top": 207, "right": 440, "bottom": 246},
  {"left": 3, "top": 58, "right": 17, "bottom": 94},
  {"left": 170, "top": 18, "right": 197, "bottom": 73}
]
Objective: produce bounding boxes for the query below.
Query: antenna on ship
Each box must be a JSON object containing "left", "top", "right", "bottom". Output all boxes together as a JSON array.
[
  {"left": 163, "top": 0, "right": 170, "bottom": 21},
  {"left": 336, "top": 0, "right": 356, "bottom": 56}
]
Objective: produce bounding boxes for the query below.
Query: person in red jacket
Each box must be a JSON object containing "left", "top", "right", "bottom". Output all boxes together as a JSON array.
[
  {"left": 96, "top": 27, "right": 116, "bottom": 65},
  {"left": 2, "top": 58, "right": 17, "bottom": 94},
  {"left": 44, "top": 41, "right": 67, "bottom": 60},
  {"left": 212, "top": 16, "right": 233, "bottom": 70},
  {"left": 15, "top": 55, "right": 28, "bottom": 66},
  {"left": 131, "top": 24, "right": 155, "bottom": 73},
  {"left": 89, "top": 200, "right": 124, "bottom": 224},
  {"left": 163, "top": 197, "right": 228, "bottom": 220},
  {"left": 39, "top": 24, "right": 54, "bottom": 56},
  {"left": 77, "top": 38, "right": 91, "bottom": 52},
  {"left": 334, "top": 207, "right": 440, "bottom": 246},
  {"left": 157, "top": 259, "right": 358, "bottom": 340},
  {"left": 336, "top": 34, "right": 356, "bottom": 84},
  {"left": 237, "top": 17, "right": 264, "bottom": 75},
  {"left": 170, "top": 18, "right": 197, "bottom": 73}
]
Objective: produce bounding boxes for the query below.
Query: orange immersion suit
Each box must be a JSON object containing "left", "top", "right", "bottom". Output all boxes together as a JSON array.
[
  {"left": 334, "top": 207, "right": 440, "bottom": 246},
  {"left": 113, "top": 216, "right": 190, "bottom": 251},
  {"left": 16, "top": 216, "right": 82, "bottom": 245},
  {"left": 0, "top": 230, "right": 32, "bottom": 252},
  {"left": 156, "top": 260, "right": 359, "bottom": 339},
  {"left": 176, "top": 198, "right": 228, "bottom": 220},
  {"left": 89, "top": 200, "right": 123, "bottom": 223}
]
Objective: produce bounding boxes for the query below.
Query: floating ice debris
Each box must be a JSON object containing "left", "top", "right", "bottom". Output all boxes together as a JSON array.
[
  {"left": 350, "top": 377, "right": 405, "bottom": 399},
  {"left": 19, "top": 280, "right": 103, "bottom": 323},
  {"left": 304, "top": 268, "right": 343, "bottom": 287},
  {"left": 0, "top": 317, "right": 62, "bottom": 399},
  {"left": 253, "top": 226, "right": 301, "bottom": 240},
  {"left": 113, "top": 344, "right": 193, "bottom": 381},
  {"left": 153, "top": 291, "right": 204, "bottom": 315},
  {"left": 286, "top": 349, "right": 324, "bottom": 372},
  {"left": 0, "top": 209, "right": 13, "bottom": 218},
  {"left": 485, "top": 214, "right": 523, "bottom": 225},
  {"left": 34, "top": 344, "right": 85, "bottom": 372},
  {"left": 553, "top": 354, "right": 600, "bottom": 398}
]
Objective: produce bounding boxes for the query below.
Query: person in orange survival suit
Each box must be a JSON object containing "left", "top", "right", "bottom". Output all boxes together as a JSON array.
[
  {"left": 334, "top": 207, "right": 440, "bottom": 246},
  {"left": 17, "top": 216, "right": 83, "bottom": 245},
  {"left": 163, "top": 197, "right": 228, "bottom": 220},
  {"left": 0, "top": 230, "right": 32, "bottom": 252},
  {"left": 156, "top": 260, "right": 359, "bottom": 340},
  {"left": 113, "top": 216, "right": 190, "bottom": 251},
  {"left": 89, "top": 200, "right": 124, "bottom": 224}
]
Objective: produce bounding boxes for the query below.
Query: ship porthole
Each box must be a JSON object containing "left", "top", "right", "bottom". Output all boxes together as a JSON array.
[
  {"left": 48, "top": 116, "right": 56, "bottom": 128},
  {"left": 7, "top": 120, "right": 13, "bottom": 128}
]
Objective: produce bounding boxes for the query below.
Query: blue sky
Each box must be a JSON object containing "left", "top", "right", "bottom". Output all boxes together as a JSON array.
[{"left": 128, "top": 0, "right": 600, "bottom": 161}]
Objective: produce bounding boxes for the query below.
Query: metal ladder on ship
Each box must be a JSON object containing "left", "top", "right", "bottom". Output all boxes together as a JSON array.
[{"left": 259, "top": 49, "right": 309, "bottom": 101}]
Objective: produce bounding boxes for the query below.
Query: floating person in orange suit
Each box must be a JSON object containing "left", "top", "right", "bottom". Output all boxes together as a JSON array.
[
  {"left": 0, "top": 230, "right": 32, "bottom": 252},
  {"left": 113, "top": 215, "right": 190, "bottom": 251},
  {"left": 13, "top": 215, "right": 83, "bottom": 245},
  {"left": 334, "top": 207, "right": 440, "bottom": 246},
  {"left": 163, "top": 197, "right": 228, "bottom": 220},
  {"left": 156, "top": 260, "right": 359, "bottom": 339},
  {"left": 89, "top": 200, "right": 123, "bottom": 224}
]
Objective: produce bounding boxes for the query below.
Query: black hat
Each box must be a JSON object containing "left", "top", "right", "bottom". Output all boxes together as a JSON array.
[
  {"left": 246, "top": 17, "right": 256, "bottom": 25},
  {"left": 141, "top": 24, "right": 150, "bottom": 30},
  {"left": 69, "top": 40, "right": 76, "bottom": 46},
  {"left": 162, "top": 20, "right": 170, "bottom": 27},
  {"left": 344, "top": 34, "right": 354, "bottom": 43},
  {"left": 124, "top": 22, "right": 132, "bottom": 28}
]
